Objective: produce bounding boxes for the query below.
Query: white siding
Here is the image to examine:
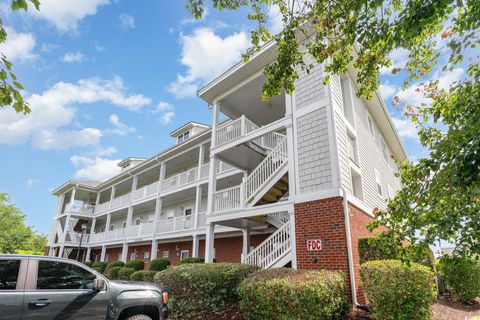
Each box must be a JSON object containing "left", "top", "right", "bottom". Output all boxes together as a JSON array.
[{"left": 294, "top": 54, "right": 326, "bottom": 110}]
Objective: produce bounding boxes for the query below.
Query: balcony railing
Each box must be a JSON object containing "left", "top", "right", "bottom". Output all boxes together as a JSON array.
[
  {"left": 162, "top": 167, "right": 198, "bottom": 192},
  {"left": 215, "top": 115, "right": 259, "bottom": 146},
  {"left": 131, "top": 181, "right": 160, "bottom": 202},
  {"left": 126, "top": 222, "right": 155, "bottom": 239},
  {"left": 65, "top": 203, "right": 95, "bottom": 215},
  {"left": 111, "top": 193, "right": 131, "bottom": 209},
  {"left": 214, "top": 185, "right": 242, "bottom": 212}
]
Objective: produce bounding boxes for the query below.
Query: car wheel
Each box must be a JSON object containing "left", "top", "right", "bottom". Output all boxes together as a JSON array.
[{"left": 125, "top": 315, "right": 153, "bottom": 320}]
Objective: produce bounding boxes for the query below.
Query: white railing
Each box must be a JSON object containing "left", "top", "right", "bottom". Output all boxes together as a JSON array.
[
  {"left": 268, "top": 211, "right": 290, "bottom": 224},
  {"left": 131, "top": 188, "right": 144, "bottom": 202},
  {"left": 242, "top": 221, "right": 291, "bottom": 268},
  {"left": 259, "top": 132, "right": 286, "bottom": 150},
  {"left": 131, "top": 181, "right": 160, "bottom": 202},
  {"left": 65, "top": 203, "right": 95, "bottom": 214},
  {"left": 126, "top": 222, "right": 155, "bottom": 239},
  {"left": 104, "top": 228, "right": 126, "bottom": 241},
  {"left": 200, "top": 163, "right": 210, "bottom": 179},
  {"left": 95, "top": 202, "right": 110, "bottom": 214},
  {"left": 161, "top": 167, "right": 198, "bottom": 192},
  {"left": 111, "top": 193, "right": 131, "bottom": 209},
  {"left": 214, "top": 185, "right": 241, "bottom": 212},
  {"left": 156, "top": 215, "right": 195, "bottom": 234},
  {"left": 215, "top": 115, "right": 259, "bottom": 146},
  {"left": 245, "top": 137, "right": 288, "bottom": 201}
]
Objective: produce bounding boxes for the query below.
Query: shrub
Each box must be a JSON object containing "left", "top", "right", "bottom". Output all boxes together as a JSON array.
[
  {"left": 154, "top": 263, "right": 258, "bottom": 318},
  {"left": 131, "top": 270, "right": 157, "bottom": 282},
  {"left": 358, "top": 235, "right": 436, "bottom": 270},
  {"left": 125, "top": 259, "right": 145, "bottom": 271},
  {"left": 179, "top": 257, "right": 204, "bottom": 265},
  {"left": 238, "top": 268, "right": 348, "bottom": 320},
  {"left": 437, "top": 257, "right": 480, "bottom": 304},
  {"left": 91, "top": 261, "right": 107, "bottom": 273},
  {"left": 361, "top": 260, "right": 437, "bottom": 320},
  {"left": 149, "top": 258, "right": 170, "bottom": 271},
  {"left": 118, "top": 267, "right": 136, "bottom": 281},
  {"left": 108, "top": 260, "right": 124, "bottom": 269},
  {"left": 83, "top": 261, "right": 93, "bottom": 268},
  {"left": 108, "top": 266, "right": 122, "bottom": 280}
]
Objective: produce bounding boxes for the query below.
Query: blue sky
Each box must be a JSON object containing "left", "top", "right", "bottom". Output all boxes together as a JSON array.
[{"left": 0, "top": 0, "right": 467, "bottom": 235}]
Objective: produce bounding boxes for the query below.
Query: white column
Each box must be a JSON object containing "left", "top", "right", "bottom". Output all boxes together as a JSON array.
[
  {"left": 150, "top": 197, "right": 162, "bottom": 260},
  {"left": 194, "top": 185, "right": 202, "bottom": 229},
  {"left": 121, "top": 243, "right": 129, "bottom": 262},
  {"left": 286, "top": 121, "right": 297, "bottom": 198},
  {"left": 242, "top": 229, "right": 250, "bottom": 261},
  {"left": 108, "top": 186, "right": 116, "bottom": 209},
  {"left": 158, "top": 162, "right": 166, "bottom": 192},
  {"left": 126, "top": 207, "right": 134, "bottom": 229},
  {"left": 204, "top": 223, "right": 215, "bottom": 263},
  {"left": 94, "top": 192, "right": 100, "bottom": 207},
  {"left": 90, "top": 218, "right": 97, "bottom": 236},
  {"left": 192, "top": 235, "right": 199, "bottom": 258},
  {"left": 59, "top": 188, "right": 75, "bottom": 257},
  {"left": 86, "top": 247, "right": 92, "bottom": 262},
  {"left": 211, "top": 101, "right": 220, "bottom": 148},
  {"left": 197, "top": 143, "right": 205, "bottom": 180},
  {"left": 206, "top": 158, "right": 218, "bottom": 215},
  {"left": 104, "top": 213, "right": 112, "bottom": 238},
  {"left": 289, "top": 210, "right": 297, "bottom": 269},
  {"left": 100, "top": 245, "right": 106, "bottom": 262}
]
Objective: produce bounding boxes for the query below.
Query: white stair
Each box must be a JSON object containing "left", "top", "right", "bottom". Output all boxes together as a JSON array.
[
  {"left": 242, "top": 219, "right": 292, "bottom": 269},
  {"left": 266, "top": 211, "right": 290, "bottom": 228}
]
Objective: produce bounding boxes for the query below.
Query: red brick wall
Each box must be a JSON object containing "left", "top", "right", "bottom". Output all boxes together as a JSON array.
[{"left": 294, "top": 197, "right": 381, "bottom": 305}]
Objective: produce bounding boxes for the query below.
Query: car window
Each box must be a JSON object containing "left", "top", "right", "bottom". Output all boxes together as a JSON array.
[
  {"left": 0, "top": 260, "right": 21, "bottom": 290},
  {"left": 37, "top": 261, "right": 96, "bottom": 290}
]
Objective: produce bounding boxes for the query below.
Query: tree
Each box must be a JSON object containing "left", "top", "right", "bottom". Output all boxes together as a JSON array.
[
  {"left": 0, "top": 193, "right": 47, "bottom": 254},
  {"left": 0, "top": 0, "right": 40, "bottom": 114},
  {"left": 186, "top": 1, "right": 480, "bottom": 256}
]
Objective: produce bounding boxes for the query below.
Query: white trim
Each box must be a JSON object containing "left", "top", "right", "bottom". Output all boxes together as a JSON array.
[
  {"left": 327, "top": 79, "right": 341, "bottom": 189},
  {"left": 292, "top": 188, "right": 341, "bottom": 203},
  {"left": 347, "top": 195, "right": 375, "bottom": 218}
]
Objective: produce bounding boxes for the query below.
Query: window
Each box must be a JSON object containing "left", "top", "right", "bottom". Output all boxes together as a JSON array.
[
  {"left": 166, "top": 210, "right": 174, "bottom": 220},
  {"left": 347, "top": 135, "right": 358, "bottom": 165},
  {"left": 374, "top": 168, "right": 382, "bottom": 196},
  {"left": 381, "top": 138, "right": 388, "bottom": 163},
  {"left": 148, "top": 215, "right": 154, "bottom": 223},
  {"left": 184, "top": 208, "right": 192, "bottom": 216},
  {"left": 36, "top": 261, "right": 96, "bottom": 290},
  {"left": 117, "top": 253, "right": 122, "bottom": 261},
  {"left": 109, "top": 224, "right": 114, "bottom": 231},
  {"left": 177, "top": 131, "right": 190, "bottom": 143},
  {"left": 105, "top": 254, "right": 109, "bottom": 262},
  {"left": 130, "top": 252, "right": 136, "bottom": 261},
  {"left": 101, "top": 226, "right": 106, "bottom": 232},
  {"left": 122, "top": 221, "right": 127, "bottom": 229},
  {"left": 180, "top": 250, "right": 189, "bottom": 261},
  {"left": 135, "top": 218, "right": 141, "bottom": 225},
  {"left": 162, "top": 251, "right": 169, "bottom": 258},
  {"left": 0, "top": 260, "right": 21, "bottom": 290},
  {"left": 351, "top": 170, "right": 364, "bottom": 200},
  {"left": 143, "top": 252, "right": 150, "bottom": 263},
  {"left": 367, "top": 114, "right": 375, "bottom": 138}
]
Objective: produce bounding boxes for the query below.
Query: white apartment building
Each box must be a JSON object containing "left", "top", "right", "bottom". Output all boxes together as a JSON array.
[{"left": 47, "top": 43, "right": 406, "bottom": 303}]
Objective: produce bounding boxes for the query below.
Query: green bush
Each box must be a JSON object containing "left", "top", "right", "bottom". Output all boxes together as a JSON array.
[
  {"left": 179, "top": 257, "right": 204, "bottom": 265},
  {"left": 437, "top": 257, "right": 480, "bottom": 304},
  {"left": 108, "top": 260, "right": 124, "bottom": 269},
  {"left": 149, "top": 258, "right": 170, "bottom": 271},
  {"left": 358, "top": 235, "right": 436, "bottom": 270},
  {"left": 118, "top": 267, "right": 136, "bottom": 281},
  {"left": 238, "top": 268, "right": 349, "bottom": 320},
  {"left": 154, "top": 263, "right": 258, "bottom": 318},
  {"left": 125, "top": 259, "right": 145, "bottom": 271},
  {"left": 83, "top": 261, "right": 93, "bottom": 268},
  {"left": 108, "top": 266, "right": 122, "bottom": 280},
  {"left": 130, "top": 270, "right": 157, "bottom": 282},
  {"left": 361, "top": 260, "right": 437, "bottom": 320},
  {"left": 91, "top": 261, "right": 107, "bottom": 273}
]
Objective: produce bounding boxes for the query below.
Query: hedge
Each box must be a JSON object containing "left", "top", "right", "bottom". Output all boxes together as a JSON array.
[
  {"left": 154, "top": 263, "right": 258, "bottom": 318},
  {"left": 238, "top": 268, "right": 348, "bottom": 320},
  {"left": 437, "top": 257, "right": 480, "bottom": 304},
  {"left": 179, "top": 257, "right": 204, "bottom": 265},
  {"left": 118, "top": 267, "right": 136, "bottom": 281},
  {"left": 361, "top": 260, "right": 437, "bottom": 320},
  {"left": 125, "top": 259, "right": 145, "bottom": 271},
  {"left": 108, "top": 261, "right": 125, "bottom": 269},
  {"left": 358, "top": 235, "right": 436, "bottom": 270},
  {"left": 108, "top": 266, "right": 122, "bottom": 280},
  {"left": 92, "top": 261, "right": 107, "bottom": 273},
  {"left": 149, "top": 258, "right": 170, "bottom": 271},
  {"left": 131, "top": 270, "right": 157, "bottom": 282},
  {"left": 83, "top": 261, "right": 93, "bottom": 268}
]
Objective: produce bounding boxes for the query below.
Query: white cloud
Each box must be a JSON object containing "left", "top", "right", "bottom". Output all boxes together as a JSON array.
[
  {"left": 62, "top": 51, "right": 85, "bottom": 63},
  {"left": 107, "top": 113, "right": 136, "bottom": 136},
  {"left": 0, "top": 27, "right": 36, "bottom": 62},
  {"left": 26, "top": 178, "right": 39, "bottom": 188},
  {"left": 392, "top": 117, "right": 418, "bottom": 140},
  {"left": 0, "top": 76, "right": 151, "bottom": 149},
  {"left": 154, "top": 101, "right": 175, "bottom": 125},
  {"left": 379, "top": 81, "right": 397, "bottom": 100},
  {"left": 168, "top": 27, "right": 249, "bottom": 98},
  {"left": 119, "top": 13, "right": 135, "bottom": 29},
  {"left": 29, "top": 0, "right": 110, "bottom": 33},
  {"left": 70, "top": 156, "right": 121, "bottom": 181},
  {"left": 268, "top": 5, "right": 284, "bottom": 34},
  {"left": 380, "top": 48, "right": 410, "bottom": 74}
]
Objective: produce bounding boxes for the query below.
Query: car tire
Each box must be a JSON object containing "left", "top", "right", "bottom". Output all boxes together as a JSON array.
[{"left": 125, "top": 315, "right": 153, "bottom": 320}]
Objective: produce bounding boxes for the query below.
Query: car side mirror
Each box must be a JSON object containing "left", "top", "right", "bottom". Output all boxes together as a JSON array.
[{"left": 93, "top": 278, "right": 106, "bottom": 291}]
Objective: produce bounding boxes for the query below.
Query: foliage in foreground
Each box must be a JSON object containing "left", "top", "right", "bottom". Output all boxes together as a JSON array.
[
  {"left": 92, "top": 261, "right": 107, "bottom": 273},
  {"left": 179, "top": 257, "right": 204, "bottom": 264},
  {"left": 130, "top": 270, "right": 157, "bottom": 282},
  {"left": 437, "top": 257, "right": 480, "bottom": 304},
  {"left": 154, "top": 263, "right": 258, "bottom": 318},
  {"left": 125, "top": 259, "right": 145, "bottom": 271},
  {"left": 108, "top": 260, "right": 125, "bottom": 269},
  {"left": 108, "top": 266, "right": 122, "bottom": 280},
  {"left": 0, "top": 193, "right": 48, "bottom": 254},
  {"left": 238, "top": 268, "right": 348, "bottom": 320},
  {"left": 149, "top": 258, "right": 170, "bottom": 271},
  {"left": 118, "top": 267, "right": 136, "bottom": 281},
  {"left": 361, "top": 260, "right": 437, "bottom": 320}
]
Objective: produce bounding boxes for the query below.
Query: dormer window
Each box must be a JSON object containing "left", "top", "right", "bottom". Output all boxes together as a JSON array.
[{"left": 177, "top": 131, "right": 190, "bottom": 143}]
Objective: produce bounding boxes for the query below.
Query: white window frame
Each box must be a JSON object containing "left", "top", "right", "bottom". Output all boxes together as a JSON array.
[
  {"left": 122, "top": 221, "right": 127, "bottom": 229},
  {"left": 117, "top": 253, "right": 122, "bottom": 261},
  {"left": 180, "top": 250, "right": 189, "bottom": 261},
  {"left": 143, "top": 251, "right": 150, "bottom": 262},
  {"left": 381, "top": 137, "right": 388, "bottom": 163},
  {"left": 105, "top": 254, "right": 109, "bottom": 262},
  {"left": 130, "top": 252, "right": 136, "bottom": 261},
  {"left": 183, "top": 207, "right": 193, "bottom": 216},
  {"left": 177, "top": 130, "right": 190, "bottom": 143},
  {"left": 374, "top": 168, "right": 382, "bottom": 196},
  {"left": 166, "top": 210, "right": 175, "bottom": 220},
  {"left": 109, "top": 224, "right": 115, "bottom": 231},
  {"left": 367, "top": 114, "right": 375, "bottom": 139},
  {"left": 162, "top": 251, "right": 169, "bottom": 258}
]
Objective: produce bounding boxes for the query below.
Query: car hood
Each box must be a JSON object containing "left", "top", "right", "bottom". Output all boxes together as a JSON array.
[{"left": 109, "top": 280, "right": 165, "bottom": 293}]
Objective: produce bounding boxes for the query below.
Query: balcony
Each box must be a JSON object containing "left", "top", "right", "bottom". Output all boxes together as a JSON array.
[
  {"left": 131, "top": 181, "right": 160, "bottom": 202},
  {"left": 64, "top": 203, "right": 95, "bottom": 215}
]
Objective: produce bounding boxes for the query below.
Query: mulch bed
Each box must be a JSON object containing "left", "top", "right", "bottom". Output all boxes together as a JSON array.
[{"left": 432, "top": 296, "right": 480, "bottom": 320}]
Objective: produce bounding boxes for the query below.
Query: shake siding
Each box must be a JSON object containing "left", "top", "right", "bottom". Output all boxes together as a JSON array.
[
  {"left": 331, "top": 75, "right": 353, "bottom": 193},
  {"left": 352, "top": 92, "right": 401, "bottom": 210},
  {"left": 294, "top": 54, "right": 325, "bottom": 110}
]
